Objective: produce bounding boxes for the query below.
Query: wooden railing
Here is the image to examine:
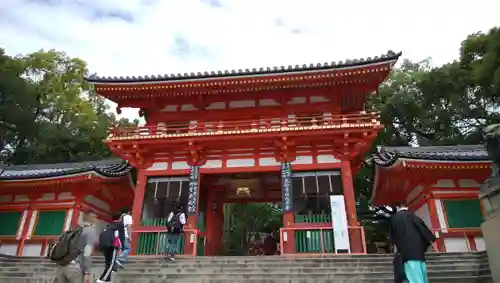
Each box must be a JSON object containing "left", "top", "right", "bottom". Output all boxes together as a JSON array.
[{"left": 108, "top": 111, "right": 380, "bottom": 140}]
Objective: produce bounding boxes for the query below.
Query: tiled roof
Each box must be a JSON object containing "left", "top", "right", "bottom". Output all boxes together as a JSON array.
[
  {"left": 86, "top": 51, "right": 402, "bottom": 83},
  {"left": 373, "top": 145, "right": 490, "bottom": 167},
  {"left": 0, "top": 159, "right": 131, "bottom": 181}
]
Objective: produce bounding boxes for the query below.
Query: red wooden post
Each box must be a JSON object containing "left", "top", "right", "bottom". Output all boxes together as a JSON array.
[
  {"left": 340, "top": 160, "right": 363, "bottom": 253},
  {"left": 130, "top": 170, "right": 147, "bottom": 255}
]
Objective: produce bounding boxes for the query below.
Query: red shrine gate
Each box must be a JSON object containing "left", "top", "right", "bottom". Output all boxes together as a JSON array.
[{"left": 87, "top": 51, "right": 401, "bottom": 256}]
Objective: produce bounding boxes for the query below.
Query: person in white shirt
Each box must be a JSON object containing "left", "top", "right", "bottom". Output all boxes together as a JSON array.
[
  {"left": 116, "top": 207, "right": 133, "bottom": 267},
  {"left": 164, "top": 204, "right": 186, "bottom": 260}
]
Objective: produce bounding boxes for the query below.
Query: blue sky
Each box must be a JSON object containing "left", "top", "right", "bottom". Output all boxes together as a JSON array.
[{"left": 1, "top": 0, "right": 499, "bottom": 121}]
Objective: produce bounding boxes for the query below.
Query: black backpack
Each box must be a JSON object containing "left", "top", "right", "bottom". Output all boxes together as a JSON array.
[
  {"left": 49, "top": 225, "right": 87, "bottom": 265},
  {"left": 98, "top": 224, "right": 115, "bottom": 250},
  {"left": 167, "top": 213, "right": 183, "bottom": 232}
]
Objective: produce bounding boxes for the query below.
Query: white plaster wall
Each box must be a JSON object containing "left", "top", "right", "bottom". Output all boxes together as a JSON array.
[
  {"left": 206, "top": 102, "right": 225, "bottom": 109},
  {"left": 459, "top": 179, "right": 481, "bottom": 188},
  {"left": 0, "top": 244, "right": 18, "bottom": 255},
  {"left": 434, "top": 199, "right": 448, "bottom": 233},
  {"left": 22, "top": 244, "right": 42, "bottom": 256},
  {"left": 171, "top": 161, "right": 189, "bottom": 170},
  {"left": 227, "top": 158, "right": 255, "bottom": 168},
  {"left": 316, "top": 154, "right": 339, "bottom": 163},
  {"left": 181, "top": 104, "right": 196, "bottom": 111},
  {"left": 16, "top": 210, "right": 28, "bottom": 240},
  {"left": 202, "top": 160, "right": 223, "bottom": 168},
  {"left": 148, "top": 162, "right": 169, "bottom": 171},
  {"left": 37, "top": 193, "right": 56, "bottom": 201},
  {"left": 229, "top": 100, "right": 255, "bottom": 108},
  {"left": 406, "top": 185, "right": 424, "bottom": 204},
  {"left": 259, "top": 157, "right": 280, "bottom": 166},
  {"left": 310, "top": 96, "right": 329, "bottom": 102},
  {"left": 444, "top": 238, "right": 469, "bottom": 252},
  {"left": 58, "top": 192, "right": 74, "bottom": 200},
  {"left": 84, "top": 196, "right": 110, "bottom": 213},
  {"left": 14, "top": 195, "right": 29, "bottom": 202},
  {"left": 414, "top": 203, "right": 431, "bottom": 228},
  {"left": 291, "top": 156, "right": 313, "bottom": 165},
  {"left": 432, "top": 179, "right": 455, "bottom": 188},
  {"left": 475, "top": 236, "right": 486, "bottom": 251},
  {"left": 26, "top": 210, "right": 38, "bottom": 239},
  {"left": 64, "top": 209, "right": 73, "bottom": 231},
  {"left": 259, "top": 99, "right": 279, "bottom": 106},
  {"left": 287, "top": 97, "right": 306, "bottom": 104}
]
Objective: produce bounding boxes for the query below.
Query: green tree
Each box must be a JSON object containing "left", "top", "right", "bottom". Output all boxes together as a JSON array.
[
  {"left": 0, "top": 49, "right": 138, "bottom": 165},
  {"left": 358, "top": 26, "right": 500, "bottom": 250},
  {"left": 223, "top": 203, "right": 282, "bottom": 255},
  {"left": 0, "top": 48, "right": 42, "bottom": 162}
]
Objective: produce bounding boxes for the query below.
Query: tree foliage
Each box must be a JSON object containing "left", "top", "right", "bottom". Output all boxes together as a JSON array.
[
  {"left": 222, "top": 203, "right": 282, "bottom": 255},
  {"left": 358, "top": 26, "right": 500, "bottom": 251},
  {"left": 0, "top": 49, "right": 138, "bottom": 165}
]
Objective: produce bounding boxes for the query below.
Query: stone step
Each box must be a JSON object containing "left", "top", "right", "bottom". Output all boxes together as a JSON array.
[
  {"left": 0, "top": 275, "right": 493, "bottom": 283},
  {"left": 0, "top": 262, "right": 489, "bottom": 272},
  {"left": 0, "top": 258, "right": 488, "bottom": 266},
  {"left": 1, "top": 252, "right": 487, "bottom": 261},
  {"left": 0, "top": 256, "right": 488, "bottom": 265},
  {"left": 0, "top": 262, "right": 490, "bottom": 273},
  {"left": 0, "top": 252, "right": 491, "bottom": 282},
  {"left": 1, "top": 268, "right": 491, "bottom": 279}
]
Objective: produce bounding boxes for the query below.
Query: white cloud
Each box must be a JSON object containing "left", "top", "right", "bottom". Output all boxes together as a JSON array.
[{"left": 1, "top": 0, "right": 499, "bottom": 121}]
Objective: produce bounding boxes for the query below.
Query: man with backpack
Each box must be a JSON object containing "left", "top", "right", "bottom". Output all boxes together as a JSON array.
[
  {"left": 164, "top": 204, "right": 186, "bottom": 261},
  {"left": 115, "top": 207, "right": 132, "bottom": 268},
  {"left": 97, "top": 212, "right": 125, "bottom": 283},
  {"left": 52, "top": 209, "right": 98, "bottom": 283}
]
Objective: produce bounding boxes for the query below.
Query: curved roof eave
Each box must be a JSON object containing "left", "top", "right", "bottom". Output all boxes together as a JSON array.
[{"left": 86, "top": 51, "right": 402, "bottom": 84}]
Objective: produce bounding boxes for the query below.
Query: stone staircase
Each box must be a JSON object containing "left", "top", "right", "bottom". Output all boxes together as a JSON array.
[{"left": 0, "top": 252, "right": 492, "bottom": 283}]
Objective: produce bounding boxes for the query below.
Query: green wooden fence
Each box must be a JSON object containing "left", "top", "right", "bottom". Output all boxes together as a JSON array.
[
  {"left": 294, "top": 213, "right": 334, "bottom": 253},
  {"left": 137, "top": 217, "right": 205, "bottom": 256},
  {"left": 136, "top": 231, "right": 186, "bottom": 255}
]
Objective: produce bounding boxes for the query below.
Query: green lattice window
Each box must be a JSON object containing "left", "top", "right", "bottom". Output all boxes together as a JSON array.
[
  {"left": 0, "top": 212, "right": 22, "bottom": 236},
  {"left": 443, "top": 199, "right": 484, "bottom": 228},
  {"left": 34, "top": 210, "right": 67, "bottom": 236}
]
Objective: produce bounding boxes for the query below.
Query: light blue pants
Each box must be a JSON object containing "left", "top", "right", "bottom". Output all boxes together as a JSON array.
[
  {"left": 164, "top": 233, "right": 181, "bottom": 255},
  {"left": 404, "top": 260, "right": 428, "bottom": 283},
  {"left": 118, "top": 237, "right": 131, "bottom": 262}
]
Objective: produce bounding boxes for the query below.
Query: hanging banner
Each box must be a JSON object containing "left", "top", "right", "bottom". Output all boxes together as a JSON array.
[
  {"left": 281, "top": 162, "right": 293, "bottom": 212},
  {"left": 330, "top": 195, "right": 350, "bottom": 253},
  {"left": 187, "top": 166, "right": 200, "bottom": 213}
]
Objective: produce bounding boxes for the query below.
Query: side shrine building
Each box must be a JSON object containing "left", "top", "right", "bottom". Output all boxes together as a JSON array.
[
  {"left": 372, "top": 145, "right": 491, "bottom": 253},
  {"left": 0, "top": 159, "right": 134, "bottom": 256},
  {"left": 84, "top": 51, "right": 402, "bottom": 256}
]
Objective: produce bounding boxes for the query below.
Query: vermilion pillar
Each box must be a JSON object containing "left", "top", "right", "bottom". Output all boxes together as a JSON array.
[
  {"left": 130, "top": 170, "right": 147, "bottom": 255},
  {"left": 340, "top": 160, "right": 363, "bottom": 253},
  {"left": 204, "top": 187, "right": 224, "bottom": 256}
]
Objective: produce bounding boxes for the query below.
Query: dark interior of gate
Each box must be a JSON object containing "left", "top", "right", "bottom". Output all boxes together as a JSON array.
[{"left": 137, "top": 170, "right": 344, "bottom": 256}]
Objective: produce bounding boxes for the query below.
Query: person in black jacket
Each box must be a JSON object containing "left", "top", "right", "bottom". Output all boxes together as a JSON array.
[
  {"left": 393, "top": 252, "right": 407, "bottom": 283},
  {"left": 97, "top": 212, "right": 125, "bottom": 283},
  {"left": 390, "top": 206, "right": 436, "bottom": 283}
]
